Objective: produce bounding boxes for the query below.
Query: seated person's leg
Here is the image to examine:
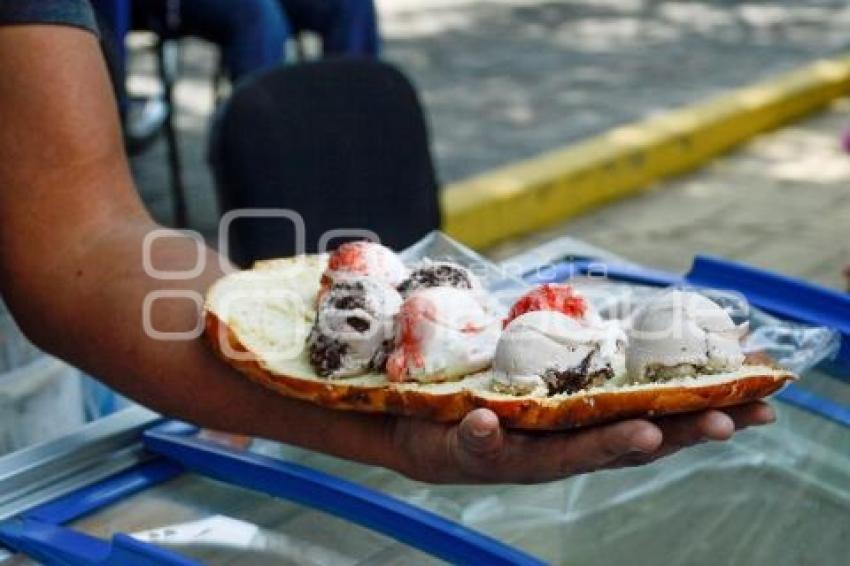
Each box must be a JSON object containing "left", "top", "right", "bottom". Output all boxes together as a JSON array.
[
  {"left": 89, "top": 0, "right": 131, "bottom": 116},
  {"left": 281, "top": 0, "right": 380, "bottom": 57},
  {"left": 136, "top": 0, "right": 289, "bottom": 82}
]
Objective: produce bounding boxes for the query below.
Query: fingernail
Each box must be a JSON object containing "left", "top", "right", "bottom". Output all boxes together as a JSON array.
[
  {"left": 629, "top": 429, "right": 658, "bottom": 453},
  {"left": 472, "top": 426, "right": 493, "bottom": 438}
]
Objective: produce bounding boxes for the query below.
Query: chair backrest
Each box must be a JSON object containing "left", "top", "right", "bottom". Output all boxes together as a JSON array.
[{"left": 209, "top": 59, "right": 441, "bottom": 266}]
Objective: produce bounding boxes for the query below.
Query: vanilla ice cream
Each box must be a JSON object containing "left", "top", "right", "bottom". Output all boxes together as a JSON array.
[
  {"left": 492, "top": 310, "right": 627, "bottom": 396},
  {"left": 397, "top": 260, "right": 484, "bottom": 298},
  {"left": 386, "top": 287, "right": 500, "bottom": 383},
  {"left": 308, "top": 277, "right": 402, "bottom": 378},
  {"left": 323, "top": 241, "right": 408, "bottom": 289},
  {"left": 626, "top": 290, "right": 747, "bottom": 383}
]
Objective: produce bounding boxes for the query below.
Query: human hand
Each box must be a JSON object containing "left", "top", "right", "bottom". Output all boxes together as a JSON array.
[{"left": 391, "top": 402, "right": 776, "bottom": 484}]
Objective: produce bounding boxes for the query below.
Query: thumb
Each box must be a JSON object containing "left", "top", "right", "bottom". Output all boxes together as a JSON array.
[{"left": 456, "top": 408, "right": 503, "bottom": 460}]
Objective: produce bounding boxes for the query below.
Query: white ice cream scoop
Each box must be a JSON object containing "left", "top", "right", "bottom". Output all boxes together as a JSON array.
[
  {"left": 492, "top": 310, "right": 627, "bottom": 396},
  {"left": 386, "top": 287, "right": 500, "bottom": 383},
  {"left": 323, "top": 241, "right": 408, "bottom": 289},
  {"left": 308, "top": 277, "right": 402, "bottom": 378},
  {"left": 626, "top": 290, "right": 747, "bottom": 382}
]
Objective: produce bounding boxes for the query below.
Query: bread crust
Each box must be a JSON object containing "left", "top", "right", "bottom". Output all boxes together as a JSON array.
[
  {"left": 206, "top": 313, "right": 391, "bottom": 413},
  {"left": 206, "top": 312, "right": 796, "bottom": 430},
  {"left": 470, "top": 369, "right": 789, "bottom": 429}
]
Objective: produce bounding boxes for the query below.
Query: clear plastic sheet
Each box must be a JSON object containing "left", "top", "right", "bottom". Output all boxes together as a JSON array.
[{"left": 403, "top": 231, "right": 841, "bottom": 374}]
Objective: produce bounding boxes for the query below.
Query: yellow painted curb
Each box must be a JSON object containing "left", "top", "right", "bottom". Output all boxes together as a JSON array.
[{"left": 442, "top": 55, "right": 850, "bottom": 249}]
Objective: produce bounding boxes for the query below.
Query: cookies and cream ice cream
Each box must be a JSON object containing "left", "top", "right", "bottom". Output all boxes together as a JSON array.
[
  {"left": 626, "top": 290, "right": 746, "bottom": 382},
  {"left": 323, "top": 241, "right": 408, "bottom": 289},
  {"left": 492, "top": 310, "right": 627, "bottom": 397},
  {"left": 397, "top": 260, "right": 483, "bottom": 298},
  {"left": 308, "top": 277, "right": 402, "bottom": 378},
  {"left": 386, "top": 287, "right": 500, "bottom": 383}
]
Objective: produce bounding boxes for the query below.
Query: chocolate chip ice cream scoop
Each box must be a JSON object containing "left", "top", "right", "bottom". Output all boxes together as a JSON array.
[{"left": 308, "top": 277, "right": 401, "bottom": 378}]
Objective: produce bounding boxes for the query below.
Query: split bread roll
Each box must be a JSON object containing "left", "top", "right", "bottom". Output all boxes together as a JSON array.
[{"left": 204, "top": 254, "right": 797, "bottom": 430}]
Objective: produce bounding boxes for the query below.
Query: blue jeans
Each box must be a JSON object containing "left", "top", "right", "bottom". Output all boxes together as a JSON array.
[
  {"left": 164, "top": 0, "right": 288, "bottom": 81},
  {"left": 281, "top": 0, "right": 380, "bottom": 59},
  {"left": 92, "top": 0, "right": 379, "bottom": 83}
]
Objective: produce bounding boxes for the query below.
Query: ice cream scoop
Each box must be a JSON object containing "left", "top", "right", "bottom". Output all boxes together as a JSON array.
[
  {"left": 492, "top": 310, "right": 627, "bottom": 396},
  {"left": 504, "top": 283, "right": 594, "bottom": 327},
  {"left": 626, "top": 290, "right": 747, "bottom": 382},
  {"left": 308, "top": 277, "right": 402, "bottom": 378},
  {"left": 323, "top": 241, "right": 408, "bottom": 289},
  {"left": 386, "top": 287, "right": 500, "bottom": 383},
  {"left": 397, "top": 260, "right": 483, "bottom": 298}
]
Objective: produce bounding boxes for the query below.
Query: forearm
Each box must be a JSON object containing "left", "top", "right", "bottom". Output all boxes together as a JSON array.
[
  {"left": 0, "top": 24, "right": 404, "bottom": 474},
  {"left": 5, "top": 217, "right": 403, "bottom": 470}
]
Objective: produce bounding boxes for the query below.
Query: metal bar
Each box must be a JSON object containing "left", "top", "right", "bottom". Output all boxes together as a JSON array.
[
  {"left": 0, "top": 518, "right": 199, "bottom": 566},
  {"left": 24, "top": 459, "right": 184, "bottom": 525},
  {"left": 0, "top": 407, "right": 161, "bottom": 522},
  {"left": 143, "top": 423, "right": 546, "bottom": 566},
  {"left": 688, "top": 255, "right": 850, "bottom": 366},
  {"left": 775, "top": 384, "right": 850, "bottom": 428}
]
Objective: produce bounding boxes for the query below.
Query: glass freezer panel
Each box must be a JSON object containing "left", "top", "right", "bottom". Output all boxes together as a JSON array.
[
  {"left": 254, "top": 373, "right": 850, "bottom": 565},
  {"left": 67, "top": 472, "right": 443, "bottom": 565},
  {"left": 55, "top": 374, "right": 850, "bottom": 566}
]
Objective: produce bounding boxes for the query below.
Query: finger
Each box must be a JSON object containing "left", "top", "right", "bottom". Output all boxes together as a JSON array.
[
  {"left": 544, "top": 419, "right": 663, "bottom": 477},
  {"left": 721, "top": 401, "right": 776, "bottom": 430},
  {"left": 456, "top": 408, "right": 504, "bottom": 459},
  {"left": 453, "top": 417, "right": 662, "bottom": 484},
  {"left": 696, "top": 410, "right": 737, "bottom": 440},
  {"left": 609, "top": 404, "right": 777, "bottom": 470},
  {"left": 607, "top": 413, "right": 726, "bottom": 471},
  {"left": 651, "top": 410, "right": 731, "bottom": 449},
  {"left": 604, "top": 445, "right": 685, "bottom": 470}
]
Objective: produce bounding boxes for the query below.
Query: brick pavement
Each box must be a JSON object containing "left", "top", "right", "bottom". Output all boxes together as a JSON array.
[{"left": 486, "top": 98, "right": 850, "bottom": 289}]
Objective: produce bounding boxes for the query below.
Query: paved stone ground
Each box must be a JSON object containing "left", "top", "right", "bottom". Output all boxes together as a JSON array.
[
  {"left": 487, "top": 97, "right": 850, "bottom": 290},
  {"left": 128, "top": 0, "right": 850, "bottom": 288},
  {"left": 379, "top": 0, "right": 850, "bottom": 182}
]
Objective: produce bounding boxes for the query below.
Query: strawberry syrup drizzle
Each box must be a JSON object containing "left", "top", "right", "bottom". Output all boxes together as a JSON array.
[
  {"left": 328, "top": 241, "right": 369, "bottom": 274},
  {"left": 504, "top": 284, "right": 587, "bottom": 327},
  {"left": 386, "top": 296, "right": 432, "bottom": 382}
]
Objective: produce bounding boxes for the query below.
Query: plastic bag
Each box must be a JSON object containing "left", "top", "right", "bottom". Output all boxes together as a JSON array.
[{"left": 403, "top": 231, "right": 840, "bottom": 374}]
